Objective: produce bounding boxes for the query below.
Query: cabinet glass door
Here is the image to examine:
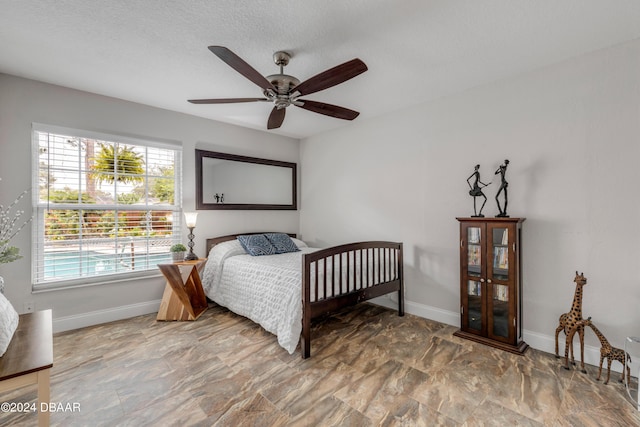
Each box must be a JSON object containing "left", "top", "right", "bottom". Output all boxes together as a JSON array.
[
  {"left": 492, "top": 284, "right": 509, "bottom": 338},
  {"left": 491, "top": 227, "right": 509, "bottom": 280},
  {"left": 467, "top": 227, "right": 482, "bottom": 277},
  {"left": 462, "top": 224, "right": 484, "bottom": 335},
  {"left": 467, "top": 280, "right": 482, "bottom": 331},
  {"left": 489, "top": 224, "right": 513, "bottom": 342}
]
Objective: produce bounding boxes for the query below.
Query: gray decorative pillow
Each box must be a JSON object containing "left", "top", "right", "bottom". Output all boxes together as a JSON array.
[
  {"left": 265, "top": 233, "right": 300, "bottom": 254},
  {"left": 237, "top": 234, "right": 276, "bottom": 256}
]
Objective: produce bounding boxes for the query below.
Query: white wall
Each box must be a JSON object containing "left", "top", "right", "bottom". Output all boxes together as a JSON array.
[
  {"left": 300, "top": 39, "right": 640, "bottom": 360},
  {"left": 0, "top": 74, "right": 299, "bottom": 330}
]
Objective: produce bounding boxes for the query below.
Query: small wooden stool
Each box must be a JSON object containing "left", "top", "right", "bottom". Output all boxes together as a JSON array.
[
  {"left": 0, "top": 309, "right": 53, "bottom": 427},
  {"left": 157, "top": 259, "right": 208, "bottom": 321}
]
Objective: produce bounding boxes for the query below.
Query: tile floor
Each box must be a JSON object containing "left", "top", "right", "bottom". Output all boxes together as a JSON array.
[{"left": 0, "top": 303, "right": 638, "bottom": 426}]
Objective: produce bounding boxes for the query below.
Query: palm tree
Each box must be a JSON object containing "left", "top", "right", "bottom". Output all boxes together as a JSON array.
[
  {"left": 92, "top": 143, "right": 145, "bottom": 184},
  {"left": 66, "top": 138, "right": 97, "bottom": 197}
]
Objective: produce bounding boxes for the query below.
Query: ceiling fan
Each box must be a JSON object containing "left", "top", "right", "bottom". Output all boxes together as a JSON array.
[{"left": 188, "top": 46, "right": 368, "bottom": 130}]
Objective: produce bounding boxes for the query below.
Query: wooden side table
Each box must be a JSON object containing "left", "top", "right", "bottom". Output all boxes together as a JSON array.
[
  {"left": 0, "top": 309, "right": 53, "bottom": 427},
  {"left": 157, "top": 259, "right": 208, "bottom": 321}
]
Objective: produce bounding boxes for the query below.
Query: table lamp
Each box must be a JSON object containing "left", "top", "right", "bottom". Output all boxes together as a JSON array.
[{"left": 184, "top": 212, "right": 198, "bottom": 260}]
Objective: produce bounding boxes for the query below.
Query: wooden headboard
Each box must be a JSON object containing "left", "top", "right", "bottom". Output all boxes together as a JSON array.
[{"left": 206, "top": 232, "right": 297, "bottom": 256}]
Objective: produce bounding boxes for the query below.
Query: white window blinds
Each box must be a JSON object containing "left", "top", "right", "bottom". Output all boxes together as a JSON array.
[{"left": 32, "top": 124, "right": 182, "bottom": 290}]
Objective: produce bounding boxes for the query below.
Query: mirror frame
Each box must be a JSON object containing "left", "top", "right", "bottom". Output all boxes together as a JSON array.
[{"left": 195, "top": 149, "right": 297, "bottom": 210}]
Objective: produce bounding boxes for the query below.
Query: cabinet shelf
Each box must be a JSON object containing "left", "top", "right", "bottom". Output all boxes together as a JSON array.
[{"left": 455, "top": 217, "right": 528, "bottom": 355}]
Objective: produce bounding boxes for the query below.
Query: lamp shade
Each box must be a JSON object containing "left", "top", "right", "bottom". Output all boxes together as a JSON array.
[{"left": 184, "top": 212, "right": 198, "bottom": 228}]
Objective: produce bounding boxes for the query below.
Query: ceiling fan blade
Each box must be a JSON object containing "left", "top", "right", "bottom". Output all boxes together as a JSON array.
[
  {"left": 267, "top": 106, "right": 286, "bottom": 129},
  {"left": 188, "top": 98, "right": 268, "bottom": 104},
  {"left": 208, "top": 46, "right": 276, "bottom": 92},
  {"left": 291, "top": 58, "right": 367, "bottom": 97},
  {"left": 296, "top": 100, "right": 360, "bottom": 120}
]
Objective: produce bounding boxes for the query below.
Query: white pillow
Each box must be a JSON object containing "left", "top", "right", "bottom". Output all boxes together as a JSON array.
[
  {"left": 0, "top": 293, "right": 19, "bottom": 357},
  {"left": 207, "top": 239, "right": 247, "bottom": 260},
  {"left": 291, "top": 237, "right": 308, "bottom": 248},
  {"left": 202, "top": 239, "right": 247, "bottom": 296}
]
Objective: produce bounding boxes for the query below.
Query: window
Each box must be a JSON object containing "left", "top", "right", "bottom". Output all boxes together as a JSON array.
[{"left": 32, "top": 124, "right": 182, "bottom": 290}]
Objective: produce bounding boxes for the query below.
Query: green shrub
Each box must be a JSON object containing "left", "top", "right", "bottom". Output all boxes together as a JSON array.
[{"left": 170, "top": 244, "right": 186, "bottom": 252}]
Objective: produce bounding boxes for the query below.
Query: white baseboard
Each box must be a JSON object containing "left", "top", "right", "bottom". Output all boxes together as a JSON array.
[
  {"left": 372, "top": 295, "right": 460, "bottom": 327},
  {"left": 53, "top": 300, "right": 161, "bottom": 333},
  {"left": 372, "top": 295, "right": 623, "bottom": 374}
]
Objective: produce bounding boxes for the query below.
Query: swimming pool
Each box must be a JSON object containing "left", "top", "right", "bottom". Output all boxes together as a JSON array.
[{"left": 44, "top": 251, "right": 171, "bottom": 280}]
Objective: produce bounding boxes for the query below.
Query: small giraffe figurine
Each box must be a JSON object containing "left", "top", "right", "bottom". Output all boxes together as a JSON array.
[
  {"left": 582, "top": 318, "right": 631, "bottom": 385},
  {"left": 555, "top": 272, "right": 588, "bottom": 366},
  {"left": 563, "top": 317, "right": 590, "bottom": 372}
]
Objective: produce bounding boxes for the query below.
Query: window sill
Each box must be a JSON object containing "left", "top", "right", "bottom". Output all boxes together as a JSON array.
[{"left": 32, "top": 270, "right": 164, "bottom": 293}]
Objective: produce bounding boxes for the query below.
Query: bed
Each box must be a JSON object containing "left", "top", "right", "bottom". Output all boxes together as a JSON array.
[{"left": 202, "top": 232, "right": 404, "bottom": 358}]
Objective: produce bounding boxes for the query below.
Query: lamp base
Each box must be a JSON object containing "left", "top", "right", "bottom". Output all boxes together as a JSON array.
[{"left": 184, "top": 252, "right": 199, "bottom": 261}]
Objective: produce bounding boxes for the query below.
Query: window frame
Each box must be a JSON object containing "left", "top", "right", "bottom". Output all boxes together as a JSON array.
[{"left": 31, "top": 123, "right": 183, "bottom": 291}]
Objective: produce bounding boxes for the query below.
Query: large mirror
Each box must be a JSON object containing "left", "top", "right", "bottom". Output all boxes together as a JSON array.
[{"left": 196, "top": 149, "right": 297, "bottom": 210}]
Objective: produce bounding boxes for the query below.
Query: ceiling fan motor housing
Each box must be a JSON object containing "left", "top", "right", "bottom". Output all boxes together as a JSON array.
[{"left": 265, "top": 74, "right": 300, "bottom": 95}]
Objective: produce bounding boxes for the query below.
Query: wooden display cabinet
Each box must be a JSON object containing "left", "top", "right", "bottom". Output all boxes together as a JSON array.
[{"left": 454, "top": 218, "right": 528, "bottom": 354}]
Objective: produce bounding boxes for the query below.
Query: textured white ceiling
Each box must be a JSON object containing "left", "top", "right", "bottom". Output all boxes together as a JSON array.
[{"left": 1, "top": 1, "right": 640, "bottom": 139}]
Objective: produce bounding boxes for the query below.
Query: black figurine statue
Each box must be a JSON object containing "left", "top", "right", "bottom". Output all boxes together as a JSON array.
[
  {"left": 494, "top": 159, "right": 509, "bottom": 217},
  {"left": 467, "top": 164, "right": 491, "bottom": 217}
]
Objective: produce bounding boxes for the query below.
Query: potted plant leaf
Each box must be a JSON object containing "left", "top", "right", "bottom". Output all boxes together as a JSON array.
[{"left": 170, "top": 244, "right": 187, "bottom": 262}]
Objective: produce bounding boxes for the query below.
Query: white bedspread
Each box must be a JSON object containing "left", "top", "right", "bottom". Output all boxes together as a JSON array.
[{"left": 201, "top": 240, "right": 317, "bottom": 354}]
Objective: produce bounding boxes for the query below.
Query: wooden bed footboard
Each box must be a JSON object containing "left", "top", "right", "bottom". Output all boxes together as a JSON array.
[{"left": 301, "top": 241, "right": 404, "bottom": 358}]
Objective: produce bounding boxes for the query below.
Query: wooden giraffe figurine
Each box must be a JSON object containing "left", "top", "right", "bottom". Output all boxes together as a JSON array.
[
  {"left": 563, "top": 317, "right": 590, "bottom": 372},
  {"left": 555, "top": 271, "right": 587, "bottom": 366},
  {"left": 582, "top": 318, "right": 631, "bottom": 385}
]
